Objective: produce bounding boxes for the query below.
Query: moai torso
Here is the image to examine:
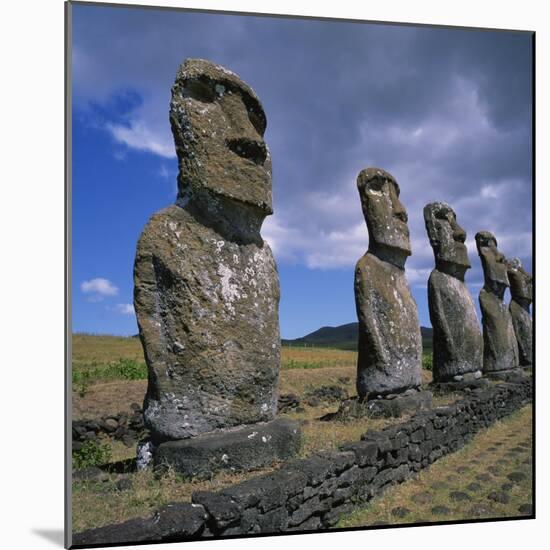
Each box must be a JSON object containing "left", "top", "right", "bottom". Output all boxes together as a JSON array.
[
  {"left": 424, "top": 202, "right": 482, "bottom": 382},
  {"left": 507, "top": 258, "right": 533, "bottom": 367},
  {"left": 134, "top": 59, "right": 280, "bottom": 443},
  {"left": 354, "top": 168, "right": 422, "bottom": 398},
  {"left": 476, "top": 231, "right": 518, "bottom": 372}
]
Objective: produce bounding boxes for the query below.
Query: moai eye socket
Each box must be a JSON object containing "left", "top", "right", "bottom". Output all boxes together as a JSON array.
[
  {"left": 247, "top": 109, "right": 265, "bottom": 136},
  {"left": 366, "top": 176, "right": 387, "bottom": 193},
  {"left": 184, "top": 78, "right": 216, "bottom": 103},
  {"left": 434, "top": 206, "right": 451, "bottom": 221}
]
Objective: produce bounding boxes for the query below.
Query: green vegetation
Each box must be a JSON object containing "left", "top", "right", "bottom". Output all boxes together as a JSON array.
[
  {"left": 282, "top": 323, "right": 433, "bottom": 352},
  {"left": 73, "top": 358, "right": 147, "bottom": 387},
  {"left": 73, "top": 440, "right": 113, "bottom": 470},
  {"left": 422, "top": 352, "right": 433, "bottom": 371}
]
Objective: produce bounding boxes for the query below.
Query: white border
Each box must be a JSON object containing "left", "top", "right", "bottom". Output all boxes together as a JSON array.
[{"left": 2, "top": 1, "right": 547, "bottom": 549}]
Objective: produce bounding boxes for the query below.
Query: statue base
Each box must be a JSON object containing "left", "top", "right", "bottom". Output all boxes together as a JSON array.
[
  {"left": 485, "top": 368, "right": 529, "bottom": 384},
  {"left": 430, "top": 371, "right": 489, "bottom": 393},
  {"left": 321, "top": 389, "right": 433, "bottom": 421},
  {"left": 152, "top": 418, "right": 301, "bottom": 479}
]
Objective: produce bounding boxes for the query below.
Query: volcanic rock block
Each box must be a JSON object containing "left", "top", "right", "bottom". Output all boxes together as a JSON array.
[
  {"left": 354, "top": 168, "right": 422, "bottom": 398},
  {"left": 154, "top": 418, "right": 301, "bottom": 479},
  {"left": 364, "top": 389, "right": 433, "bottom": 418},
  {"left": 476, "top": 231, "right": 519, "bottom": 372},
  {"left": 134, "top": 59, "right": 280, "bottom": 442},
  {"left": 506, "top": 257, "right": 533, "bottom": 367},
  {"left": 423, "top": 202, "right": 483, "bottom": 382}
]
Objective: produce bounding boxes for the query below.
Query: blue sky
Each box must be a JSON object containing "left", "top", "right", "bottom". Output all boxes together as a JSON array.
[{"left": 71, "top": 4, "right": 533, "bottom": 339}]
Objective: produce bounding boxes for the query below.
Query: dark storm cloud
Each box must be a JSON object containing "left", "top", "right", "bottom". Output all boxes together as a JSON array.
[{"left": 72, "top": 5, "right": 533, "bottom": 291}]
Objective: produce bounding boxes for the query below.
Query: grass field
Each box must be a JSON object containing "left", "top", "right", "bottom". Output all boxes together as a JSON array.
[{"left": 70, "top": 334, "right": 529, "bottom": 534}]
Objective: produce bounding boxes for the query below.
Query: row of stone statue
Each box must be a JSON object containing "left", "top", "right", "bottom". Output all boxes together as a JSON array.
[
  {"left": 354, "top": 168, "right": 532, "bottom": 402},
  {"left": 133, "top": 59, "right": 532, "bottom": 462}
]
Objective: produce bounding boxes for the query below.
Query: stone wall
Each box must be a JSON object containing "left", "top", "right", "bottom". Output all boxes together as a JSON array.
[
  {"left": 73, "top": 379, "right": 532, "bottom": 546},
  {"left": 72, "top": 404, "right": 148, "bottom": 450}
]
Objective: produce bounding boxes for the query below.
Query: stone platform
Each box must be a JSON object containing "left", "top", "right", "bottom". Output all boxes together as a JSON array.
[
  {"left": 364, "top": 389, "right": 433, "bottom": 418},
  {"left": 153, "top": 418, "right": 301, "bottom": 479},
  {"left": 430, "top": 378, "right": 489, "bottom": 394},
  {"left": 485, "top": 368, "right": 530, "bottom": 384},
  {"left": 322, "top": 389, "right": 433, "bottom": 421}
]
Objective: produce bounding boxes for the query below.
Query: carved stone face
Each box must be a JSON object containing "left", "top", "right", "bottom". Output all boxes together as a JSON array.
[
  {"left": 357, "top": 168, "right": 411, "bottom": 259},
  {"left": 475, "top": 231, "right": 509, "bottom": 294},
  {"left": 424, "top": 202, "right": 470, "bottom": 277},
  {"left": 169, "top": 58, "right": 272, "bottom": 215},
  {"left": 506, "top": 257, "right": 532, "bottom": 304}
]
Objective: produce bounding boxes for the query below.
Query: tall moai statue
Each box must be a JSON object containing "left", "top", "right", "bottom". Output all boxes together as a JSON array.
[
  {"left": 354, "top": 168, "right": 423, "bottom": 403},
  {"left": 506, "top": 257, "right": 533, "bottom": 367},
  {"left": 475, "top": 231, "right": 519, "bottom": 373},
  {"left": 134, "top": 59, "right": 288, "bottom": 455},
  {"left": 424, "top": 202, "right": 483, "bottom": 384}
]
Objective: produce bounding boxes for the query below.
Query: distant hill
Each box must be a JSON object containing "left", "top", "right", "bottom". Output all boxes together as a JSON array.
[{"left": 282, "top": 322, "right": 433, "bottom": 351}]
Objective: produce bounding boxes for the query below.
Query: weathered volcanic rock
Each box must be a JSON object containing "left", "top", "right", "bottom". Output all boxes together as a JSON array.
[
  {"left": 507, "top": 258, "right": 533, "bottom": 367},
  {"left": 154, "top": 418, "right": 301, "bottom": 479},
  {"left": 424, "top": 202, "right": 482, "bottom": 382},
  {"left": 355, "top": 168, "right": 422, "bottom": 398},
  {"left": 134, "top": 59, "right": 280, "bottom": 442},
  {"left": 476, "top": 231, "right": 518, "bottom": 372},
  {"left": 72, "top": 502, "right": 208, "bottom": 546}
]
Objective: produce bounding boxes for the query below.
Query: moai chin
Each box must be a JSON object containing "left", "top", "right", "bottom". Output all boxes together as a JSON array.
[
  {"left": 355, "top": 168, "right": 422, "bottom": 399},
  {"left": 506, "top": 257, "right": 533, "bottom": 367},
  {"left": 134, "top": 59, "right": 280, "bottom": 443},
  {"left": 424, "top": 202, "right": 483, "bottom": 382},
  {"left": 475, "top": 231, "right": 519, "bottom": 372}
]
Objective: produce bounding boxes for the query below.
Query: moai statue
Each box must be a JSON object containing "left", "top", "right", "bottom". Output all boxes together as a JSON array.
[
  {"left": 355, "top": 168, "right": 427, "bottom": 412},
  {"left": 475, "top": 231, "right": 519, "bottom": 373},
  {"left": 424, "top": 202, "right": 483, "bottom": 384},
  {"left": 134, "top": 59, "right": 299, "bottom": 474},
  {"left": 506, "top": 257, "right": 533, "bottom": 367}
]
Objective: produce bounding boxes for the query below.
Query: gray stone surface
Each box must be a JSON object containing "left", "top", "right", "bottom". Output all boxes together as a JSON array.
[
  {"left": 485, "top": 368, "right": 529, "bottom": 383},
  {"left": 134, "top": 59, "right": 280, "bottom": 442},
  {"left": 154, "top": 418, "right": 301, "bottom": 479},
  {"left": 354, "top": 168, "right": 422, "bottom": 398},
  {"left": 362, "top": 390, "right": 433, "bottom": 418},
  {"left": 430, "top": 377, "right": 488, "bottom": 394},
  {"left": 507, "top": 257, "right": 533, "bottom": 367},
  {"left": 476, "top": 231, "right": 519, "bottom": 372},
  {"left": 72, "top": 502, "right": 208, "bottom": 546},
  {"left": 424, "top": 202, "right": 483, "bottom": 382},
  {"left": 323, "top": 389, "right": 432, "bottom": 420}
]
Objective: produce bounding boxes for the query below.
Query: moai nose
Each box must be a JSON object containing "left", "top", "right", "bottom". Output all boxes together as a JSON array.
[
  {"left": 453, "top": 224, "right": 467, "bottom": 243},
  {"left": 393, "top": 199, "right": 408, "bottom": 223}
]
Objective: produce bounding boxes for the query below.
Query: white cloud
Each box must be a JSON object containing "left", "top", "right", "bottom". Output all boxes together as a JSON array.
[
  {"left": 106, "top": 120, "right": 176, "bottom": 159},
  {"left": 80, "top": 278, "right": 119, "bottom": 301},
  {"left": 408, "top": 267, "right": 434, "bottom": 287},
  {"left": 112, "top": 303, "right": 135, "bottom": 315}
]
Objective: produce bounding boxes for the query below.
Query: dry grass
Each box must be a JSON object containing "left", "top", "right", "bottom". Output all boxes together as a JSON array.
[
  {"left": 338, "top": 405, "right": 533, "bottom": 528},
  {"left": 73, "top": 335, "right": 357, "bottom": 370},
  {"left": 72, "top": 334, "right": 144, "bottom": 368},
  {"left": 281, "top": 346, "right": 357, "bottom": 370},
  {"left": 72, "top": 464, "right": 282, "bottom": 533}
]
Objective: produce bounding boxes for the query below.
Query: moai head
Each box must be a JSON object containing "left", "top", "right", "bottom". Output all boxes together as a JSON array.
[
  {"left": 169, "top": 59, "right": 272, "bottom": 222},
  {"left": 357, "top": 168, "right": 411, "bottom": 268},
  {"left": 424, "top": 202, "right": 470, "bottom": 280},
  {"left": 475, "top": 231, "right": 509, "bottom": 298},
  {"left": 506, "top": 257, "right": 532, "bottom": 307}
]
